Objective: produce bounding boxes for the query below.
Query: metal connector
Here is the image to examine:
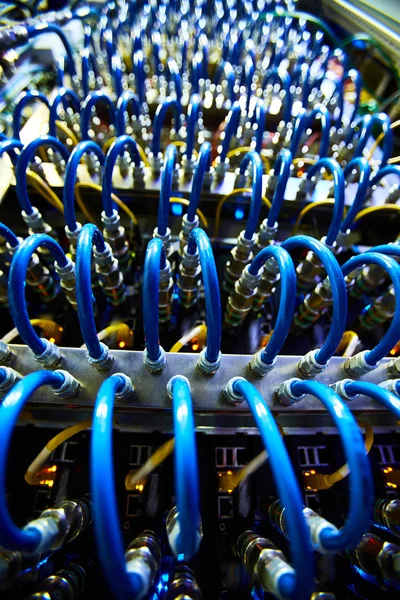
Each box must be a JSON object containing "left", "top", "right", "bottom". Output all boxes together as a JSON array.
[
  {"left": 380, "top": 379, "right": 400, "bottom": 397},
  {"left": 86, "top": 342, "right": 114, "bottom": 371},
  {"left": 389, "top": 357, "right": 400, "bottom": 378},
  {"left": 255, "top": 219, "right": 278, "bottom": 252},
  {"left": 153, "top": 226, "right": 172, "bottom": 255},
  {"left": 248, "top": 349, "right": 276, "bottom": 377},
  {"left": 297, "top": 350, "right": 328, "bottom": 378},
  {"left": 179, "top": 213, "right": 199, "bottom": 253},
  {"left": 143, "top": 346, "right": 167, "bottom": 374},
  {"left": 0, "top": 367, "right": 21, "bottom": 393},
  {"left": 177, "top": 245, "right": 201, "bottom": 308},
  {"left": 214, "top": 156, "right": 229, "bottom": 181},
  {"left": 166, "top": 375, "right": 191, "bottom": 400},
  {"left": 21, "top": 207, "right": 52, "bottom": 236},
  {"left": 252, "top": 257, "right": 280, "bottom": 310},
  {"left": 303, "top": 507, "right": 338, "bottom": 554},
  {"left": 331, "top": 379, "right": 359, "bottom": 402},
  {"left": 197, "top": 348, "right": 221, "bottom": 375},
  {"left": 65, "top": 222, "right": 82, "bottom": 256},
  {"left": 51, "top": 370, "right": 80, "bottom": 399},
  {"left": 275, "top": 378, "right": 305, "bottom": 406},
  {"left": 223, "top": 231, "right": 255, "bottom": 292},
  {"left": 343, "top": 350, "right": 378, "bottom": 378},
  {"left": 166, "top": 506, "right": 203, "bottom": 558},
  {"left": 0, "top": 341, "right": 12, "bottom": 364},
  {"left": 54, "top": 256, "right": 77, "bottom": 308},
  {"left": 125, "top": 531, "right": 161, "bottom": 597},
  {"left": 34, "top": 338, "right": 61, "bottom": 368},
  {"left": 222, "top": 377, "right": 246, "bottom": 406},
  {"left": 164, "top": 565, "right": 203, "bottom": 600},
  {"left": 115, "top": 373, "right": 135, "bottom": 401},
  {"left": 225, "top": 265, "right": 260, "bottom": 327}
]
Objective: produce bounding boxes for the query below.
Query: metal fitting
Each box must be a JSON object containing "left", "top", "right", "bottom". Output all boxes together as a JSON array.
[
  {"left": 275, "top": 377, "right": 305, "bottom": 406},
  {"left": 374, "top": 498, "right": 400, "bottom": 537},
  {"left": 101, "top": 208, "right": 121, "bottom": 234},
  {"left": 224, "top": 231, "right": 255, "bottom": 292},
  {"left": 389, "top": 357, "right": 400, "bottom": 378},
  {"left": 22, "top": 517, "right": 59, "bottom": 556},
  {"left": 93, "top": 241, "right": 114, "bottom": 267},
  {"left": 293, "top": 278, "right": 332, "bottom": 330},
  {"left": 380, "top": 380, "right": 400, "bottom": 397},
  {"left": 87, "top": 342, "right": 114, "bottom": 371},
  {"left": 255, "top": 219, "right": 278, "bottom": 251},
  {"left": 385, "top": 185, "right": 400, "bottom": 205},
  {"left": 166, "top": 506, "right": 203, "bottom": 558},
  {"left": 222, "top": 377, "right": 246, "bottom": 406},
  {"left": 0, "top": 367, "right": 21, "bottom": 393},
  {"left": 225, "top": 266, "right": 260, "bottom": 327},
  {"left": 248, "top": 349, "right": 276, "bottom": 377},
  {"left": 143, "top": 346, "right": 167, "bottom": 374},
  {"left": 181, "top": 155, "right": 197, "bottom": 179},
  {"left": 34, "top": 338, "right": 61, "bottom": 368},
  {"left": 55, "top": 256, "right": 77, "bottom": 308},
  {"left": 303, "top": 507, "right": 338, "bottom": 554},
  {"left": 296, "top": 175, "right": 314, "bottom": 200},
  {"left": 94, "top": 242, "right": 126, "bottom": 305},
  {"left": 214, "top": 157, "right": 229, "bottom": 181},
  {"left": 202, "top": 167, "right": 214, "bottom": 190},
  {"left": 350, "top": 263, "right": 387, "bottom": 299},
  {"left": 85, "top": 152, "right": 101, "bottom": 176},
  {"left": 117, "top": 152, "right": 131, "bottom": 179},
  {"left": 158, "top": 261, "right": 173, "bottom": 322},
  {"left": 234, "top": 169, "right": 247, "bottom": 189},
  {"left": 25, "top": 252, "right": 57, "bottom": 303},
  {"left": 197, "top": 348, "right": 221, "bottom": 375},
  {"left": 21, "top": 207, "right": 52, "bottom": 235},
  {"left": 297, "top": 350, "right": 328, "bottom": 378},
  {"left": 253, "top": 258, "right": 280, "bottom": 310},
  {"left": 167, "top": 375, "right": 191, "bottom": 400},
  {"left": 331, "top": 379, "right": 358, "bottom": 402},
  {"left": 296, "top": 249, "right": 325, "bottom": 291},
  {"left": 179, "top": 214, "right": 199, "bottom": 252},
  {"left": 377, "top": 541, "right": 400, "bottom": 583},
  {"left": 359, "top": 286, "right": 395, "bottom": 330},
  {"left": 164, "top": 565, "right": 203, "bottom": 600},
  {"left": 153, "top": 226, "right": 172, "bottom": 255},
  {"left": 51, "top": 370, "right": 80, "bottom": 399},
  {"left": 0, "top": 548, "right": 21, "bottom": 591},
  {"left": 0, "top": 341, "right": 12, "bottom": 364},
  {"left": 125, "top": 531, "right": 161, "bottom": 596},
  {"left": 343, "top": 350, "right": 378, "bottom": 378},
  {"left": 133, "top": 162, "right": 146, "bottom": 187},
  {"left": 150, "top": 153, "right": 163, "bottom": 178},
  {"left": 115, "top": 373, "right": 135, "bottom": 401},
  {"left": 335, "top": 228, "right": 351, "bottom": 249},
  {"left": 65, "top": 223, "right": 82, "bottom": 256}
]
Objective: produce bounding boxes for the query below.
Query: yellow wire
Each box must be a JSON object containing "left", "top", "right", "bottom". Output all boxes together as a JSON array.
[
  {"left": 169, "top": 197, "right": 208, "bottom": 229},
  {"left": 353, "top": 204, "right": 400, "bottom": 226},
  {"left": 125, "top": 438, "right": 175, "bottom": 491},
  {"left": 74, "top": 182, "right": 139, "bottom": 226},
  {"left": 367, "top": 119, "right": 400, "bottom": 162},
  {"left": 169, "top": 323, "right": 207, "bottom": 352},
  {"left": 55, "top": 120, "right": 79, "bottom": 146},
  {"left": 26, "top": 169, "right": 64, "bottom": 213},
  {"left": 169, "top": 141, "right": 199, "bottom": 158},
  {"left": 388, "top": 156, "right": 400, "bottom": 164},
  {"left": 291, "top": 200, "right": 335, "bottom": 235},
  {"left": 337, "top": 330, "right": 359, "bottom": 358},
  {"left": 102, "top": 136, "right": 150, "bottom": 167},
  {"left": 2, "top": 319, "right": 64, "bottom": 345},
  {"left": 292, "top": 158, "right": 317, "bottom": 166},
  {"left": 225, "top": 146, "right": 271, "bottom": 171},
  {"left": 213, "top": 188, "right": 272, "bottom": 239}
]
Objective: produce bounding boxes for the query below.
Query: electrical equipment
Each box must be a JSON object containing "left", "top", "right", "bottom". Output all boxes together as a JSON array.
[{"left": 0, "top": 0, "right": 400, "bottom": 598}]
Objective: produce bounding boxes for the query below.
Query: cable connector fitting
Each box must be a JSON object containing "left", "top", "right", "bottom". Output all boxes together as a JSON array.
[
  {"left": 248, "top": 349, "right": 276, "bottom": 377},
  {"left": 115, "top": 373, "right": 135, "bottom": 401},
  {"left": 153, "top": 226, "right": 171, "bottom": 254},
  {"left": 143, "top": 346, "right": 166, "bottom": 374},
  {"left": 197, "top": 348, "right": 221, "bottom": 375},
  {"left": 222, "top": 377, "right": 246, "bottom": 406},
  {"left": 34, "top": 338, "right": 61, "bottom": 368},
  {"left": 255, "top": 219, "right": 278, "bottom": 251},
  {"left": 303, "top": 507, "right": 338, "bottom": 554},
  {"left": 379, "top": 380, "right": 400, "bottom": 397},
  {"left": 166, "top": 506, "right": 203, "bottom": 558},
  {"left": 22, "top": 517, "right": 59, "bottom": 556},
  {"left": 51, "top": 370, "right": 80, "bottom": 399},
  {"left": 87, "top": 342, "right": 114, "bottom": 371},
  {"left": 389, "top": 357, "right": 400, "bottom": 378},
  {"left": 101, "top": 208, "right": 121, "bottom": 234},
  {"left": 125, "top": 531, "right": 161, "bottom": 597},
  {"left": 275, "top": 377, "right": 305, "bottom": 406},
  {"left": 167, "top": 375, "right": 191, "bottom": 400},
  {"left": 297, "top": 350, "right": 328, "bottom": 378},
  {"left": 0, "top": 341, "right": 12, "bottom": 364},
  {"left": 65, "top": 222, "right": 82, "bottom": 255},
  {"left": 343, "top": 350, "right": 378, "bottom": 378},
  {"left": 55, "top": 256, "right": 77, "bottom": 307},
  {"left": 331, "top": 379, "right": 358, "bottom": 402},
  {"left": 214, "top": 157, "right": 229, "bottom": 181},
  {"left": 224, "top": 231, "right": 255, "bottom": 292},
  {"left": 132, "top": 162, "right": 146, "bottom": 187},
  {"left": 0, "top": 367, "right": 21, "bottom": 393},
  {"left": 21, "top": 207, "right": 52, "bottom": 235},
  {"left": 179, "top": 214, "right": 199, "bottom": 252},
  {"left": 181, "top": 155, "right": 197, "bottom": 179},
  {"left": 150, "top": 153, "right": 163, "bottom": 177}
]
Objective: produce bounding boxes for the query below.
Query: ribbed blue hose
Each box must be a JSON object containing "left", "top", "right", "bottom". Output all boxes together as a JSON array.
[
  {"left": 187, "top": 228, "right": 221, "bottom": 364},
  {"left": 369, "top": 165, "right": 400, "bottom": 189},
  {"left": 249, "top": 245, "right": 296, "bottom": 364},
  {"left": 187, "top": 142, "right": 211, "bottom": 222},
  {"left": 220, "top": 101, "right": 241, "bottom": 162},
  {"left": 91, "top": 374, "right": 146, "bottom": 599},
  {"left": 344, "top": 381, "right": 400, "bottom": 420},
  {"left": 116, "top": 91, "right": 140, "bottom": 136},
  {"left": 63, "top": 141, "right": 104, "bottom": 232},
  {"left": 157, "top": 144, "right": 177, "bottom": 236},
  {"left": 13, "top": 91, "right": 50, "bottom": 140},
  {"left": 80, "top": 91, "right": 116, "bottom": 141},
  {"left": 102, "top": 135, "right": 141, "bottom": 217},
  {"left": 75, "top": 224, "right": 106, "bottom": 360},
  {"left": 342, "top": 252, "right": 400, "bottom": 366},
  {"left": 170, "top": 376, "right": 200, "bottom": 559},
  {"left": 27, "top": 24, "right": 76, "bottom": 76},
  {"left": 341, "top": 158, "right": 371, "bottom": 232},
  {"left": 238, "top": 151, "right": 263, "bottom": 240},
  {"left": 282, "top": 235, "right": 348, "bottom": 364},
  {"left": 290, "top": 379, "right": 373, "bottom": 551},
  {"left": 306, "top": 157, "right": 345, "bottom": 246},
  {"left": 8, "top": 234, "right": 68, "bottom": 355},
  {"left": 267, "top": 148, "right": 292, "bottom": 226},
  {"left": 48, "top": 88, "right": 80, "bottom": 137},
  {"left": 0, "top": 222, "right": 19, "bottom": 248},
  {"left": 0, "top": 139, "right": 23, "bottom": 166},
  {"left": 151, "top": 98, "right": 180, "bottom": 156},
  {"left": 304, "top": 104, "right": 332, "bottom": 159},
  {"left": 232, "top": 378, "right": 315, "bottom": 600},
  {"left": 186, "top": 94, "right": 201, "bottom": 160},
  {"left": 142, "top": 238, "right": 166, "bottom": 361}
]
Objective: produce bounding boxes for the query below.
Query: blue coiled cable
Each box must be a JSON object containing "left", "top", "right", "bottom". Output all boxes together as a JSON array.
[
  {"left": 263, "top": 67, "right": 291, "bottom": 123},
  {"left": 186, "top": 94, "right": 201, "bottom": 160},
  {"left": 151, "top": 98, "right": 181, "bottom": 157},
  {"left": 219, "top": 101, "right": 241, "bottom": 163},
  {"left": 289, "top": 379, "right": 373, "bottom": 551},
  {"left": 75, "top": 224, "right": 106, "bottom": 360},
  {"left": 8, "top": 234, "right": 68, "bottom": 355},
  {"left": 231, "top": 378, "right": 315, "bottom": 600},
  {"left": 16, "top": 135, "right": 69, "bottom": 216},
  {"left": 0, "top": 371, "right": 66, "bottom": 554},
  {"left": 63, "top": 140, "right": 104, "bottom": 232},
  {"left": 282, "top": 235, "right": 348, "bottom": 365},
  {"left": 91, "top": 374, "right": 147, "bottom": 600},
  {"left": 187, "top": 142, "right": 211, "bottom": 222},
  {"left": 142, "top": 237, "right": 166, "bottom": 362},
  {"left": 116, "top": 91, "right": 140, "bottom": 136},
  {"left": 238, "top": 151, "right": 263, "bottom": 240},
  {"left": 253, "top": 100, "right": 266, "bottom": 153},
  {"left": 80, "top": 91, "right": 116, "bottom": 141},
  {"left": 102, "top": 135, "right": 141, "bottom": 218},
  {"left": 187, "top": 228, "right": 221, "bottom": 364},
  {"left": 305, "top": 157, "right": 345, "bottom": 246},
  {"left": 49, "top": 88, "right": 80, "bottom": 137},
  {"left": 369, "top": 165, "right": 400, "bottom": 190},
  {"left": 248, "top": 245, "right": 296, "bottom": 364},
  {"left": 157, "top": 144, "right": 177, "bottom": 236},
  {"left": 340, "top": 158, "right": 371, "bottom": 232},
  {"left": 13, "top": 91, "right": 50, "bottom": 140},
  {"left": 0, "top": 139, "right": 23, "bottom": 166},
  {"left": 347, "top": 113, "right": 392, "bottom": 168},
  {"left": 26, "top": 24, "right": 76, "bottom": 77},
  {"left": 341, "top": 252, "right": 400, "bottom": 366},
  {"left": 267, "top": 148, "right": 292, "bottom": 227},
  {"left": 343, "top": 381, "right": 400, "bottom": 420},
  {"left": 170, "top": 375, "right": 200, "bottom": 559},
  {"left": 0, "top": 222, "right": 19, "bottom": 248}
]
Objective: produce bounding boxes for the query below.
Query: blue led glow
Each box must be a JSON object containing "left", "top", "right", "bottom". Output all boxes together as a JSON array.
[
  {"left": 177, "top": 553, "right": 185, "bottom": 561},
  {"left": 171, "top": 203, "right": 183, "bottom": 216},
  {"left": 234, "top": 208, "right": 244, "bottom": 220}
]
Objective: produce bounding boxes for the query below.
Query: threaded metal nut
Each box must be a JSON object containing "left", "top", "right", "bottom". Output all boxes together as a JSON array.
[
  {"left": 275, "top": 378, "right": 305, "bottom": 406},
  {"left": 87, "top": 342, "right": 114, "bottom": 371},
  {"left": 0, "top": 341, "right": 12, "bottom": 363},
  {"left": 101, "top": 208, "right": 120, "bottom": 233},
  {"left": 222, "top": 377, "right": 246, "bottom": 405},
  {"left": 303, "top": 507, "right": 338, "bottom": 554},
  {"left": 343, "top": 350, "right": 378, "bottom": 378},
  {"left": 166, "top": 375, "right": 191, "bottom": 401},
  {"left": 330, "top": 379, "right": 359, "bottom": 401},
  {"left": 297, "top": 350, "right": 328, "bottom": 378},
  {"left": 34, "top": 338, "right": 62, "bottom": 368},
  {"left": 0, "top": 367, "right": 21, "bottom": 393},
  {"left": 143, "top": 346, "right": 167, "bottom": 374},
  {"left": 115, "top": 373, "right": 135, "bottom": 401},
  {"left": 52, "top": 370, "right": 80, "bottom": 399},
  {"left": 54, "top": 256, "right": 75, "bottom": 282},
  {"left": 22, "top": 517, "right": 59, "bottom": 556},
  {"left": 380, "top": 379, "right": 400, "bottom": 397},
  {"left": 248, "top": 349, "right": 276, "bottom": 377},
  {"left": 388, "top": 357, "right": 400, "bottom": 378},
  {"left": 197, "top": 348, "right": 221, "bottom": 375}
]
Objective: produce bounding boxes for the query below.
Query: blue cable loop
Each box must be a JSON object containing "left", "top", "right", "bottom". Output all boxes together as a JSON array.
[
  {"left": 143, "top": 237, "right": 166, "bottom": 362},
  {"left": 341, "top": 158, "right": 371, "bottom": 232},
  {"left": 0, "top": 139, "right": 23, "bottom": 166},
  {"left": 331, "top": 78, "right": 345, "bottom": 127},
  {"left": 238, "top": 151, "right": 263, "bottom": 240},
  {"left": 220, "top": 101, "right": 241, "bottom": 163},
  {"left": 290, "top": 379, "right": 373, "bottom": 551},
  {"left": 49, "top": 88, "right": 80, "bottom": 137},
  {"left": 244, "top": 54, "right": 255, "bottom": 113},
  {"left": 306, "top": 157, "right": 345, "bottom": 246},
  {"left": 344, "top": 69, "right": 361, "bottom": 125},
  {"left": 133, "top": 49, "right": 146, "bottom": 105},
  {"left": 26, "top": 24, "right": 76, "bottom": 77},
  {"left": 267, "top": 148, "right": 292, "bottom": 227},
  {"left": 81, "top": 50, "right": 91, "bottom": 99},
  {"left": 263, "top": 67, "right": 291, "bottom": 123},
  {"left": 249, "top": 245, "right": 296, "bottom": 364},
  {"left": 304, "top": 104, "right": 332, "bottom": 159},
  {"left": 151, "top": 98, "right": 181, "bottom": 156},
  {"left": 348, "top": 113, "right": 393, "bottom": 168},
  {"left": 187, "top": 142, "right": 211, "bottom": 222},
  {"left": 80, "top": 91, "right": 116, "bottom": 141},
  {"left": 116, "top": 91, "right": 140, "bottom": 136},
  {"left": 186, "top": 94, "right": 201, "bottom": 160},
  {"left": 191, "top": 52, "right": 202, "bottom": 95},
  {"left": 157, "top": 144, "right": 177, "bottom": 236},
  {"left": 13, "top": 91, "right": 50, "bottom": 140},
  {"left": 64, "top": 140, "right": 105, "bottom": 232},
  {"left": 111, "top": 54, "right": 123, "bottom": 99},
  {"left": 0, "top": 222, "right": 19, "bottom": 248},
  {"left": 231, "top": 378, "right": 315, "bottom": 600},
  {"left": 253, "top": 101, "right": 266, "bottom": 154},
  {"left": 16, "top": 135, "right": 69, "bottom": 216},
  {"left": 341, "top": 252, "right": 400, "bottom": 366},
  {"left": 167, "top": 58, "right": 182, "bottom": 117},
  {"left": 104, "top": 28, "right": 114, "bottom": 73},
  {"left": 91, "top": 374, "right": 146, "bottom": 599},
  {"left": 8, "top": 234, "right": 68, "bottom": 355},
  {"left": 0, "top": 371, "right": 66, "bottom": 553},
  {"left": 343, "top": 381, "right": 400, "bottom": 420},
  {"left": 289, "top": 107, "right": 308, "bottom": 156},
  {"left": 282, "top": 235, "right": 348, "bottom": 365},
  {"left": 369, "top": 165, "right": 400, "bottom": 189},
  {"left": 102, "top": 135, "right": 141, "bottom": 217},
  {"left": 75, "top": 224, "right": 106, "bottom": 360},
  {"left": 223, "top": 61, "right": 236, "bottom": 104},
  {"left": 152, "top": 32, "right": 161, "bottom": 78},
  {"left": 187, "top": 228, "right": 221, "bottom": 364},
  {"left": 170, "top": 375, "right": 200, "bottom": 559},
  {"left": 369, "top": 244, "right": 400, "bottom": 259}
]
